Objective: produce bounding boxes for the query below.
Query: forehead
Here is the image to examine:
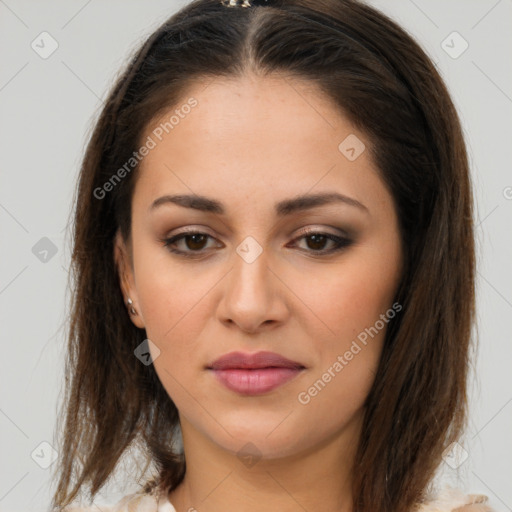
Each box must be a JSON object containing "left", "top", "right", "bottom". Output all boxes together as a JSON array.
[
  {"left": 133, "top": 73, "right": 388, "bottom": 220},
  {"left": 157, "top": 73, "right": 347, "bottom": 144},
  {"left": 141, "top": 73, "right": 358, "bottom": 159}
]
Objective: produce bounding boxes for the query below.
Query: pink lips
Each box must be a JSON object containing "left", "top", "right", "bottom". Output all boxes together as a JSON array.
[{"left": 207, "top": 351, "right": 305, "bottom": 395}]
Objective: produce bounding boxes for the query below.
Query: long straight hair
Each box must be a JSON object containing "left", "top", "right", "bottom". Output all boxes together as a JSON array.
[{"left": 51, "top": 1, "right": 476, "bottom": 511}]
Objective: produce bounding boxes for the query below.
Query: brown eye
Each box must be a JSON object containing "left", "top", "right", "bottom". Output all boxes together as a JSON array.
[
  {"left": 182, "top": 233, "right": 209, "bottom": 251},
  {"left": 292, "top": 231, "right": 353, "bottom": 255},
  {"left": 304, "top": 234, "right": 330, "bottom": 251},
  {"left": 162, "top": 231, "right": 219, "bottom": 257}
]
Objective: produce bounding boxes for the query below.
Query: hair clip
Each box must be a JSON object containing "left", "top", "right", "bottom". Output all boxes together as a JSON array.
[
  {"left": 221, "top": 0, "right": 274, "bottom": 7},
  {"left": 221, "top": 0, "right": 250, "bottom": 6}
]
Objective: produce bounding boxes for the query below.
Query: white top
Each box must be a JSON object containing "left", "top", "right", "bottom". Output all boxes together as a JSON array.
[
  {"left": 63, "top": 485, "right": 176, "bottom": 512},
  {"left": 63, "top": 483, "right": 494, "bottom": 511}
]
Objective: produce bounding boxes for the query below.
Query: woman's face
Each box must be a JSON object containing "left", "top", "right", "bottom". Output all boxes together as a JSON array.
[{"left": 115, "top": 73, "right": 403, "bottom": 461}]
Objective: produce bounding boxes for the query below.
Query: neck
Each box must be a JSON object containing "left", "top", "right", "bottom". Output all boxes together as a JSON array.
[{"left": 168, "top": 412, "right": 362, "bottom": 512}]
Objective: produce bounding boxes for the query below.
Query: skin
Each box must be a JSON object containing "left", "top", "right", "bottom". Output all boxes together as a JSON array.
[{"left": 114, "top": 72, "right": 403, "bottom": 512}]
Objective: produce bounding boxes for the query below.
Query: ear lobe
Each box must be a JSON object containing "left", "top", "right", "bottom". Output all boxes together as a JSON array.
[{"left": 113, "top": 230, "right": 146, "bottom": 329}]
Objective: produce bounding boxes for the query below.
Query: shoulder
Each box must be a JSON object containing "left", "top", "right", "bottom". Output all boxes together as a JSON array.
[
  {"left": 62, "top": 486, "right": 164, "bottom": 512},
  {"left": 414, "top": 485, "right": 495, "bottom": 512}
]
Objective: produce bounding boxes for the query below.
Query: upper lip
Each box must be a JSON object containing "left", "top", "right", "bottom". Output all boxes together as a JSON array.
[{"left": 208, "top": 351, "right": 305, "bottom": 370}]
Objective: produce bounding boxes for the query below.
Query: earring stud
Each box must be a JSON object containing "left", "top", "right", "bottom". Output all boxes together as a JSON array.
[{"left": 126, "top": 297, "right": 137, "bottom": 315}]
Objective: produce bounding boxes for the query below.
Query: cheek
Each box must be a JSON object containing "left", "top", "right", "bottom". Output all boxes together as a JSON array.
[
  {"left": 290, "top": 238, "right": 401, "bottom": 406},
  {"left": 138, "top": 280, "right": 209, "bottom": 365},
  {"left": 292, "top": 246, "right": 401, "bottom": 343},
  {"left": 293, "top": 255, "right": 394, "bottom": 431},
  {"left": 131, "top": 245, "right": 206, "bottom": 359}
]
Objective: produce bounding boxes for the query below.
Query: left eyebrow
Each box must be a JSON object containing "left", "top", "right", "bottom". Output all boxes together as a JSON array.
[
  {"left": 148, "top": 191, "right": 369, "bottom": 216},
  {"left": 275, "top": 192, "right": 369, "bottom": 216}
]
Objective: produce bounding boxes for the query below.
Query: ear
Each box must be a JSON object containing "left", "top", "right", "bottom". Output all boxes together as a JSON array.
[{"left": 113, "top": 229, "right": 145, "bottom": 329}]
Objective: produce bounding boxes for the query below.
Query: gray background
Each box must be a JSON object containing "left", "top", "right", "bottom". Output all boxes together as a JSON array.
[{"left": 0, "top": 1, "right": 511, "bottom": 511}]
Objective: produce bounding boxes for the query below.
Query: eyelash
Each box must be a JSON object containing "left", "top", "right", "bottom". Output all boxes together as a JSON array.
[{"left": 160, "top": 228, "right": 353, "bottom": 259}]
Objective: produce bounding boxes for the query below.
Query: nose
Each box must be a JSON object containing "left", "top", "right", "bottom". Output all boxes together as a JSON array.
[{"left": 216, "top": 246, "right": 289, "bottom": 334}]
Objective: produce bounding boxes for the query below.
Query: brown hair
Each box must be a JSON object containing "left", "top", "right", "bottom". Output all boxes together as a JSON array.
[{"left": 51, "top": 1, "right": 476, "bottom": 511}]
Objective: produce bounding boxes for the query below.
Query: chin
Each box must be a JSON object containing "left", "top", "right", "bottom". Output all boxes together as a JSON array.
[{"left": 204, "top": 412, "right": 310, "bottom": 460}]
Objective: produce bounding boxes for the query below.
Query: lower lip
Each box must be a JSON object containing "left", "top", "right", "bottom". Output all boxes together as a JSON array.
[{"left": 210, "top": 367, "right": 303, "bottom": 395}]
